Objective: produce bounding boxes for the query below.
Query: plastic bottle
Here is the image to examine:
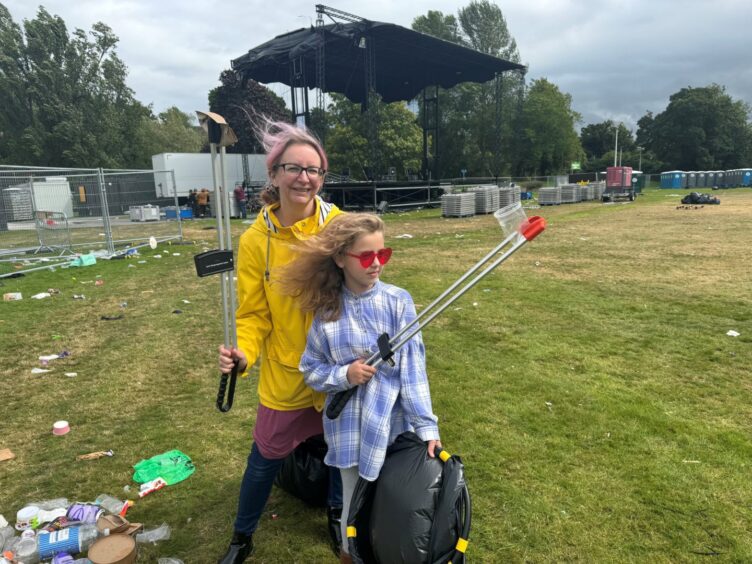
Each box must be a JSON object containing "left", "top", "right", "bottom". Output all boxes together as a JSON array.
[
  {"left": 0, "top": 526, "right": 14, "bottom": 550},
  {"left": 93, "top": 494, "right": 127, "bottom": 516},
  {"left": 14, "top": 524, "right": 109, "bottom": 562}
]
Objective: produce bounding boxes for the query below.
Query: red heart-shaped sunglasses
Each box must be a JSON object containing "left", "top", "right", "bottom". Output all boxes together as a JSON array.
[{"left": 345, "top": 247, "right": 393, "bottom": 268}]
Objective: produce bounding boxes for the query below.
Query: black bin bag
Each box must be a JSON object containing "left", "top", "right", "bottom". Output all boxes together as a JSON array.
[
  {"left": 274, "top": 433, "right": 330, "bottom": 507},
  {"left": 347, "top": 432, "right": 472, "bottom": 564}
]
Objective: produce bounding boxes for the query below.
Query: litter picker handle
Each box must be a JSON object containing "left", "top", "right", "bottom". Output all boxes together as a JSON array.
[
  {"left": 326, "top": 386, "right": 357, "bottom": 419},
  {"left": 216, "top": 360, "right": 238, "bottom": 412}
]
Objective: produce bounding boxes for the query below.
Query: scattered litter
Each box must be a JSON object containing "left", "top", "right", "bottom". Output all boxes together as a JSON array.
[
  {"left": 682, "top": 460, "right": 701, "bottom": 464},
  {"left": 47, "top": 288, "right": 60, "bottom": 295},
  {"left": 149, "top": 236, "right": 158, "bottom": 249},
  {"left": 80, "top": 280, "right": 94, "bottom": 284},
  {"left": 123, "top": 485, "right": 131, "bottom": 493},
  {"left": 579, "top": 237, "right": 588, "bottom": 241},
  {"left": 453, "top": 307, "right": 462, "bottom": 311},
  {"left": 395, "top": 234, "right": 413, "bottom": 239},
  {"left": 64, "top": 372, "right": 78, "bottom": 378},
  {"left": 73, "top": 294, "right": 86, "bottom": 299},
  {"left": 153, "top": 254, "right": 162, "bottom": 259},
  {"left": 95, "top": 279, "right": 105, "bottom": 286},
  {"left": 39, "top": 354, "right": 60, "bottom": 365},
  {"left": 271, "top": 513, "right": 279, "bottom": 520},
  {"left": 0, "top": 448, "right": 16, "bottom": 462},
  {"left": 483, "top": 289, "right": 491, "bottom": 293},
  {"left": 136, "top": 522, "right": 171, "bottom": 544},
  {"left": 76, "top": 450, "right": 114, "bottom": 461},
  {"left": 172, "top": 253, "right": 181, "bottom": 256},
  {"left": 31, "top": 292, "right": 52, "bottom": 300},
  {"left": 3, "top": 292, "right": 22, "bottom": 301},
  {"left": 52, "top": 334, "right": 62, "bottom": 340},
  {"left": 70, "top": 254, "right": 97, "bottom": 267},
  {"left": 181, "top": 300, "right": 190, "bottom": 304},
  {"left": 138, "top": 260, "right": 147, "bottom": 264},
  {"left": 138, "top": 478, "right": 168, "bottom": 498},
  {"left": 31, "top": 368, "right": 51, "bottom": 374},
  {"left": 158, "top": 559, "right": 184, "bottom": 564},
  {"left": 172, "top": 310, "right": 182, "bottom": 314},
  {"left": 726, "top": 330, "right": 740, "bottom": 337},
  {"left": 535, "top": 261, "right": 541, "bottom": 267},
  {"left": 545, "top": 401, "right": 553, "bottom": 411},
  {"left": 52, "top": 420, "right": 70, "bottom": 435},
  {"left": 128, "top": 263, "right": 136, "bottom": 268},
  {"left": 455, "top": 234, "right": 464, "bottom": 239},
  {"left": 101, "top": 314, "right": 124, "bottom": 321},
  {"left": 472, "top": 302, "right": 478, "bottom": 307},
  {"left": 120, "top": 302, "right": 128, "bottom": 308}
]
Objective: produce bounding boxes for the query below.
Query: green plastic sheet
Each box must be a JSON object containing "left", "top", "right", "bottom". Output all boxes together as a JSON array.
[{"left": 132, "top": 449, "right": 195, "bottom": 485}]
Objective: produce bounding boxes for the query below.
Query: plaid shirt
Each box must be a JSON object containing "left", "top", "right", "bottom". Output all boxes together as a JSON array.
[{"left": 300, "top": 281, "right": 440, "bottom": 481}]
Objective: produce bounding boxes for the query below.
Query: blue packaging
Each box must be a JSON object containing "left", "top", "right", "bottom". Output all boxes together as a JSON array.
[{"left": 38, "top": 527, "right": 81, "bottom": 559}]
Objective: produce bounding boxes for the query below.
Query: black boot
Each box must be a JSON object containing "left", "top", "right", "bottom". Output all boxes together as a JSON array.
[
  {"left": 327, "top": 506, "right": 343, "bottom": 557},
  {"left": 217, "top": 531, "right": 254, "bottom": 564}
]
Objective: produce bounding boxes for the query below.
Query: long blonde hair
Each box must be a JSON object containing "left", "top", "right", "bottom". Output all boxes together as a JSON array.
[{"left": 277, "top": 213, "right": 385, "bottom": 322}]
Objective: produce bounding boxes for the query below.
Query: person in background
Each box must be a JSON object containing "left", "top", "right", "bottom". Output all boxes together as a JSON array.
[
  {"left": 282, "top": 213, "right": 441, "bottom": 564},
  {"left": 187, "top": 189, "right": 197, "bottom": 218},
  {"left": 217, "top": 120, "right": 344, "bottom": 563},
  {"left": 197, "top": 188, "right": 209, "bottom": 217},
  {"left": 234, "top": 183, "right": 248, "bottom": 219}
]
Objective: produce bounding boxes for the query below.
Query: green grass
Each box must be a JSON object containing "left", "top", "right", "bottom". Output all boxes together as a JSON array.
[{"left": 1, "top": 189, "right": 751, "bottom": 562}]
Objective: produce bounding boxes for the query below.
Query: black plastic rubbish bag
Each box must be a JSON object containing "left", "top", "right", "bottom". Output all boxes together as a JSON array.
[
  {"left": 274, "top": 434, "right": 330, "bottom": 507},
  {"left": 347, "top": 432, "right": 471, "bottom": 564}
]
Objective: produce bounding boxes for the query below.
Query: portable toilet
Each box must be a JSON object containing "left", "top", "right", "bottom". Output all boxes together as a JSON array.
[
  {"left": 660, "top": 171, "right": 671, "bottom": 188},
  {"left": 741, "top": 169, "right": 752, "bottom": 187},
  {"left": 632, "top": 171, "right": 645, "bottom": 192},
  {"left": 687, "top": 172, "right": 697, "bottom": 188},
  {"left": 706, "top": 171, "right": 715, "bottom": 187},
  {"left": 715, "top": 171, "right": 724, "bottom": 187},
  {"left": 697, "top": 171, "right": 706, "bottom": 187}
]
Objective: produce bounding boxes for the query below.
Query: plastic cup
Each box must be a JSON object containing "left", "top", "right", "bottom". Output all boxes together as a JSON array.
[
  {"left": 15, "top": 506, "right": 39, "bottom": 530},
  {"left": 494, "top": 202, "right": 528, "bottom": 240},
  {"left": 52, "top": 421, "right": 70, "bottom": 436}
]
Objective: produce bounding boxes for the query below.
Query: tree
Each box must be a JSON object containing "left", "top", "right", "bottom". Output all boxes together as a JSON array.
[
  {"left": 132, "top": 107, "right": 204, "bottom": 168},
  {"left": 324, "top": 94, "right": 422, "bottom": 180},
  {"left": 579, "top": 120, "right": 635, "bottom": 172},
  {"left": 412, "top": 1, "right": 523, "bottom": 178},
  {"left": 208, "top": 70, "right": 289, "bottom": 154},
  {"left": 643, "top": 84, "right": 752, "bottom": 170},
  {"left": 516, "top": 78, "right": 582, "bottom": 175},
  {"left": 0, "top": 4, "right": 151, "bottom": 167}
]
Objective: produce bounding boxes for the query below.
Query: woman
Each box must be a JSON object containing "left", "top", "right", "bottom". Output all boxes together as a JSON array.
[{"left": 217, "top": 121, "right": 342, "bottom": 563}]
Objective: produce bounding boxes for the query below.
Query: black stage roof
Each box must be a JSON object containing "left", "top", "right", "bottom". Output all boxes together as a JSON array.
[{"left": 232, "top": 21, "right": 525, "bottom": 105}]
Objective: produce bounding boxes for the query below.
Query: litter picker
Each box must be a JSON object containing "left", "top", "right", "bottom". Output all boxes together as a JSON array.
[
  {"left": 326, "top": 203, "right": 546, "bottom": 420},
  {"left": 193, "top": 111, "right": 239, "bottom": 412}
]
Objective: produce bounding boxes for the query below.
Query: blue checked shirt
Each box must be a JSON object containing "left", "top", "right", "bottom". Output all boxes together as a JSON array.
[{"left": 300, "top": 281, "right": 440, "bottom": 481}]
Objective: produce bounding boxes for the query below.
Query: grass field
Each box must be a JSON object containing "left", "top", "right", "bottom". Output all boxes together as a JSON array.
[{"left": 1, "top": 188, "right": 751, "bottom": 562}]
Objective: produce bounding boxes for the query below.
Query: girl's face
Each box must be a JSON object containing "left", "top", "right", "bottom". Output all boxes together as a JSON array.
[
  {"left": 270, "top": 143, "right": 324, "bottom": 212},
  {"left": 336, "top": 231, "right": 387, "bottom": 294}
]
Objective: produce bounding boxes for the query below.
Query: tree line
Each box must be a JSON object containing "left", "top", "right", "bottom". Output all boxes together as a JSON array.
[{"left": 2, "top": 2, "right": 751, "bottom": 177}]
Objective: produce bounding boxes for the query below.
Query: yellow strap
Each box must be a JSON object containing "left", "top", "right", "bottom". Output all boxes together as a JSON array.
[
  {"left": 346, "top": 526, "right": 357, "bottom": 538},
  {"left": 456, "top": 537, "right": 469, "bottom": 553},
  {"left": 439, "top": 450, "right": 451, "bottom": 462}
]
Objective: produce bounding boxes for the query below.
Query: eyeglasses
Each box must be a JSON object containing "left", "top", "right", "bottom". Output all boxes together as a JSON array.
[
  {"left": 275, "top": 163, "right": 326, "bottom": 179},
  {"left": 345, "top": 248, "right": 392, "bottom": 268}
]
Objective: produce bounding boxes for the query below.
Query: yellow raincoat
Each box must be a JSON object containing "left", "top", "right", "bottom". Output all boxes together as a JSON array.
[{"left": 235, "top": 196, "right": 341, "bottom": 411}]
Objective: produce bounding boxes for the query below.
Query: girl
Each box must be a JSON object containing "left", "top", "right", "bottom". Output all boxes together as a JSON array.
[{"left": 281, "top": 213, "right": 441, "bottom": 564}]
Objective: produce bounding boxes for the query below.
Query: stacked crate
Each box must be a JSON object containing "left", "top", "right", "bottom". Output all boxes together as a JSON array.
[
  {"left": 538, "top": 187, "right": 561, "bottom": 206},
  {"left": 441, "top": 193, "right": 476, "bottom": 217},
  {"left": 467, "top": 185, "right": 500, "bottom": 214}
]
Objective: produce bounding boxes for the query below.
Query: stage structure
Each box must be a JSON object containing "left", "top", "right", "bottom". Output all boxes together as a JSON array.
[{"left": 231, "top": 4, "right": 525, "bottom": 183}]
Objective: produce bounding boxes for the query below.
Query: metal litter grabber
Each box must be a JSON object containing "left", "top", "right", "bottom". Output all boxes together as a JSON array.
[
  {"left": 193, "top": 111, "right": 240, "bottom": 412},
  {"left": 326, "top": 203, "right": 546, "bottom": 420}
]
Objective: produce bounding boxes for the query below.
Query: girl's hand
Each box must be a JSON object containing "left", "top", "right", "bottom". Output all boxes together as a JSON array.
[
  {"left": 346, "top": 359, "right": 377, "bottom": 385},
  {"left": 218, "top": 344, "right": 248, "bottom": 374},
  {"left": 427, "top": 440, "right": 442, "bottom": 458}
]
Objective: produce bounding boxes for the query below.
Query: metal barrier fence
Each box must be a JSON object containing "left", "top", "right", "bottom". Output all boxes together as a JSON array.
[{"left": 0, "top": 166, "right": 183, "bottom": 261}]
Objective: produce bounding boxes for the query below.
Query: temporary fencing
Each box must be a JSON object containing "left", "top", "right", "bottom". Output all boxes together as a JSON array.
[{"left": 0, "top": 166, "right": 183, "bottom": 262}]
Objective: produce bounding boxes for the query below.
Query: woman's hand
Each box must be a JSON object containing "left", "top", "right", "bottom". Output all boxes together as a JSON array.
[
  {"left": 218, "top": 344, "right": 248, "bottom": 374},
  {"left": 346, "top": 359, "right": 377, "bottom": 385},
  {"left": 427, "top": 440, "right": 442, "bottom": 458}
]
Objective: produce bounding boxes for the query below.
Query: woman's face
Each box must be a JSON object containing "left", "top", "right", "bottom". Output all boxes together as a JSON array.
[
  {"left": 270, "top": 143, "right": 324, "bottom": 211},
  {"left": 335, "top": 231, "right": 386, "bottom": 295}
]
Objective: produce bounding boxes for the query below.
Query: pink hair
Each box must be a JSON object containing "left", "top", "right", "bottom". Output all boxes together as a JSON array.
[{"left": 261, "top": 121, "right": 328, "bottom": 173}]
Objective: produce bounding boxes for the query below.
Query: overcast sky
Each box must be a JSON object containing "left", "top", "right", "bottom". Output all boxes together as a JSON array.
[{"left": 5, "top": 0, "right": 752, "bottom": 132}]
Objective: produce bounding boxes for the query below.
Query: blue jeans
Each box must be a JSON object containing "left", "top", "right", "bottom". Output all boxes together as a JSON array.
[{"left": 233, "top": 442, "right": 343, "bottom": 535}]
